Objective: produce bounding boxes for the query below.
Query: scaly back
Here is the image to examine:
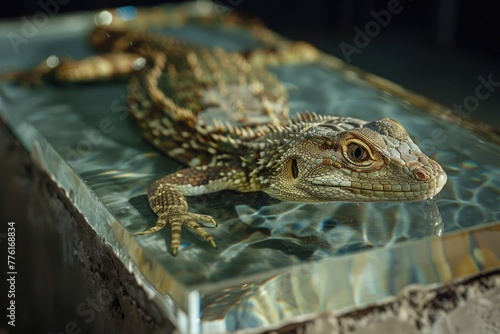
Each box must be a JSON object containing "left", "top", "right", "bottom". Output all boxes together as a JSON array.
[{"left": 90, "top": 27, "right": 290, "bottom": 167}]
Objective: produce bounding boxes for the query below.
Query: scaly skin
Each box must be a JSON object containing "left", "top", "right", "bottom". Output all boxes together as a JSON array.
[{"left": 7, "top": 24, "right": 447, "bottom": 255}]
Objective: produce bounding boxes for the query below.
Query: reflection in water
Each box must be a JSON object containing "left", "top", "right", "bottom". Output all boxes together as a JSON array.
[
  {"left": 235, "top": 200, "right": 443, "bottom": 259},
  {"left": 202, "top": 200, "right": 444, "bottom": 327}
]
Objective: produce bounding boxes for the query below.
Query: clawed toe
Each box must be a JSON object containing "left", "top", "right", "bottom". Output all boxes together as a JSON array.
[
  {"left": 135, "top": 211, "right": 217, "bottom": 255},
  {"left": 190, "top": 212, "right": 218, "bottom": 227},
  {"left": 134, "top": 218, "right": 167, "bottom": 235}
]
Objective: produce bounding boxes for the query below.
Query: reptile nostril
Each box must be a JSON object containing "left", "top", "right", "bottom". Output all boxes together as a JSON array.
[{"left": 413, "top": 168, "right": 430, "bottom": 181}]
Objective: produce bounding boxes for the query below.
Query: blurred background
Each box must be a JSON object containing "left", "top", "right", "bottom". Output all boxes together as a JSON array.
[{"left": 1, "top": 0, "right": 499, "bottom": 130}]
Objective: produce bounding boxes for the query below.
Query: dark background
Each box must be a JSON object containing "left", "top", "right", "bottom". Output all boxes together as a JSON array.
[{"left": 2, "top": 0, "right": 499, "bottom": 130}]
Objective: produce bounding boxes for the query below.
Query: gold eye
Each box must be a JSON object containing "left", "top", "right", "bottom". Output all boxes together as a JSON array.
[
  {"left": 346, "top": 142, "right": 370, "bottom": 162},
  {"left": 348, "top": 143, "right": 367, "bottom": 161}
]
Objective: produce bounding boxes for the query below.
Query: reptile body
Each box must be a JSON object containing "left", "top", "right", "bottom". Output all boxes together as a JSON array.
[{"left": 8, "top": 21, "right": 447, "bottom": 254}]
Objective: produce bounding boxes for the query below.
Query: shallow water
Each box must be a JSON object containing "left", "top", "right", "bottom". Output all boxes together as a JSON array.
[{"left": 0, "top": 5, "right": 499, "bottom": 333}]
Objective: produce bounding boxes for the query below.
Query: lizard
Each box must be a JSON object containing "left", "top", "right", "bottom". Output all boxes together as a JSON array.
[{"left": 5, "top": 20, "right": 447, "bottom": 255}]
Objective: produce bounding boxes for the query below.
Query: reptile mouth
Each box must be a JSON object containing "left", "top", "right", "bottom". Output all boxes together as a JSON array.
[
  {"left": 309, "top": 169, "right": 447, "bottom": 201},
  {"left": 348, "top": 170, "right": 447, "bottom": 201}
]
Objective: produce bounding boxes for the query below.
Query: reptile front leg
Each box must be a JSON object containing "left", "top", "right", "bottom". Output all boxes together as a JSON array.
[
  {"left": 135, "top": 165, "right": 248, "bottom": 255},
  {"left": 137, "top": 179, "right": 218, "bottom": 255}
]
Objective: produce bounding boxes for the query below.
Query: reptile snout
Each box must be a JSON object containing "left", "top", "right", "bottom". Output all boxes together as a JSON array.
[{"left": 435, "top": 170, "right": 447, "bottom": 189}]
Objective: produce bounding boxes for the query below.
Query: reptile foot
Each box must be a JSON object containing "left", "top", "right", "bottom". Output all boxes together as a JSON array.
[{"left": 134, "top": 211, "right": 218, "bottom": 255}]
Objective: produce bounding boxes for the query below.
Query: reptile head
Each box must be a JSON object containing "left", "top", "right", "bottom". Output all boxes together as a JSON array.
[{"left": 264, "top": 118, "right": 447, "bottom": 202}]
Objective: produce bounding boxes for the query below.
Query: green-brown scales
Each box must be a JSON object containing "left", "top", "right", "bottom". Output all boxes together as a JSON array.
[{"left": 8, "top": 24, "right": 447, "bottom": 255}]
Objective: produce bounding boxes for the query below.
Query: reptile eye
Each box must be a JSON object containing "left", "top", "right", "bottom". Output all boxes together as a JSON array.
[
  {"left": 347, "top": 143, "right": 368, "bottom": 161},
  {"left": 291, "top": 159, "right": 299, "bottom": 178}
]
